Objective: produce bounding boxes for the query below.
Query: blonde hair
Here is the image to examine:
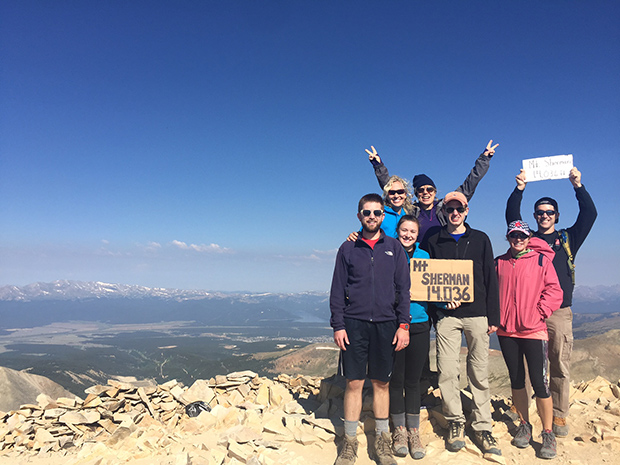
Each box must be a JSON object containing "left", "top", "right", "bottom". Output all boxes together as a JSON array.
[{"left": 383, "top": 175, "right": 414, "bottom": 215}]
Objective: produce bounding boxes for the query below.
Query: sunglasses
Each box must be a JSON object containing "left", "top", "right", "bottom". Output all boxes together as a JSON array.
[
  {"left": 388, "top": 189, "right": 406, "bottom": 196},
  {"left": 445, "top": 206, "right": 466, "bottom": 214},
  {"left": 416, "top": 187, "right": 436, "bottom": 194},
  {"left": 535, "top": 210, "right": 556, "bottom": 217},
  {"left": 360, "top": 209, "right": 384, "bottom": 217},
  {"left": 508, "top": 232, "right": 530, "bottom": 240}
]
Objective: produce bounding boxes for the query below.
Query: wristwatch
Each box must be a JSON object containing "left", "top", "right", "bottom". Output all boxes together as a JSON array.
[{"left": 399, "top": 323, "right": 410, "bottom": 331}]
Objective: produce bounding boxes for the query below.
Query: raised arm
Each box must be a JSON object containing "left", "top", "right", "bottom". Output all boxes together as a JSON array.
[
  {"left": 565, "top": 167, "right": 597, "bottom": 255},
  {"left": 455, "top": 140, "right": 499, "bottom": 201},
  {"left": 365, "top": 146, "right": 391, "bottom": 190},
  {"left": 505, "top": 170, "right": 526, "bottom": 225}
]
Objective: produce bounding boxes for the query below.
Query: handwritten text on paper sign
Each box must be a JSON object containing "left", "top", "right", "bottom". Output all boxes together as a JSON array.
[
  {"left": 522, "top": 154, "right": 573, "bottom": 182},
  {"left": 410, "top": 259, "right": 474, "bottom": 302}
]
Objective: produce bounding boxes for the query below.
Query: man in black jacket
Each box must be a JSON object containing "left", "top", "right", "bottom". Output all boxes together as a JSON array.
[
  {"left": 423, "top": 191, "right": 501, "bottom": 459},
  {"left": 330, "top": 193, "right": 411, "bottom": 465},
  {"left": 505, "top": 167, "right": 597, "bottom": 437}
]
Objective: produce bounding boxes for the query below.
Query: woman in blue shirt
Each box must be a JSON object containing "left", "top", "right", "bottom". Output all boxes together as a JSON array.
[{"left": 389, "top": 215, "right": 430, "bottom": 460}]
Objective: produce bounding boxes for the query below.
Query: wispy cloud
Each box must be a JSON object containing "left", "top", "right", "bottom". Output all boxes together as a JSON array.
[
  {"left": 274, "top": 249, "right": 338, "bottom": 262},
  {"left": 96, "top": 248, "right": 125, "bottom": 257},
  {"left": 135, "top": 241, "right": 162, "bottom": 253},
  {"left": 312, "top": 249, "right": 339, "bottom": 257},
  {"left": 170, "top": 240, "right": 231, "bottom": 253}
]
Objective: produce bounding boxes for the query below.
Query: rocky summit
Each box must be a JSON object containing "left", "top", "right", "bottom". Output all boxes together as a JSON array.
[{"left": 0, "top": 371, "right": 619, "bottom": 464}]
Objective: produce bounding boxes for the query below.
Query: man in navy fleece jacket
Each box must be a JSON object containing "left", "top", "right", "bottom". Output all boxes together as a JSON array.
[{"left": 330, "top": 193, "right": 410, "bottom": 465}]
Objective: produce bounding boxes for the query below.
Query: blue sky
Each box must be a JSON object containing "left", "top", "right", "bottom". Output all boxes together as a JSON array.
[{"left": 1, "top": 1, "right": 618, "bottom": 292}]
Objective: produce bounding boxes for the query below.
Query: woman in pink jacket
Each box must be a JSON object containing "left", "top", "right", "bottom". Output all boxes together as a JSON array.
[{"left": 495, "top": 220, "right": 563, "bottom": 459}]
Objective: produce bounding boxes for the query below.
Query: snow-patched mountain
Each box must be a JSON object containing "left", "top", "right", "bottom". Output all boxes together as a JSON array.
[
  {"left": 0, "top": 280, "right": 329, "bottom": 302},
  {"left": 572, "top": 284, "right": 620, "bottom": 314},
  {"left": 0, "top": 280, "right": 216, "bottom": 301},
  {"left": 0, "top": 281, "right": 616, "bottom": 331},
  {"left": 0, "top": 281, "right": 330, "bottom": 329},
  {"left": 573, "top": 284, "right": 620, "bottom": 302}
]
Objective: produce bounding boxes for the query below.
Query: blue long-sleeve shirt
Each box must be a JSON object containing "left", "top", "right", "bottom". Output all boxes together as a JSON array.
[{"left": 406, "top": 244, "right": 430, "bottom": 323}]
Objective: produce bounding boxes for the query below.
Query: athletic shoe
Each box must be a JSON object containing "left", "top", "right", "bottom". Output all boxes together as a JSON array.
[
  {"left": 539, "top": 430, "right": 557, "bottom": 459},
  {"left": 474, "top": 430, "right": 502, "bottom": 457},
  {"left": 408, "top": 427, "right": 426, "bottom": 460},
  {"left": 373, "top": 431, "right": 397, "bottom": 465},
  {"left": 334, "top": 435, "right": 358, "bottom": 465},
  {"left": 505, "top": 404, "right": 520, "bottom": 421},
  {"left": 446, "top": 421, "right": 465, "bottom": 452},
  {"left": 511, "top": 421, "right": 532, "bottom": 448},
  {"left": 552, "top": 416, "right": 569, "bottom": 437},
  {"left": 392, "top": 426, "right": 408, "bottom": 457}
]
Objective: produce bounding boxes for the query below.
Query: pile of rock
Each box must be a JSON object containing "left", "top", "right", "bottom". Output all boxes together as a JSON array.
[
  {"left": 0, "top": 371, "right": 329, "bottom": 464},
  {"left": 1, "top": 371, "right": 620, "bottom": 464}
]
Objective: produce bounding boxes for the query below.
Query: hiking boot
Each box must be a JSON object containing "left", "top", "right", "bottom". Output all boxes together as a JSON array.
[
  {"left": 392, "top": 426, "right": 408, "bottom": 457},
  {"left": 505, "top": 404, "right": 520, "bottom": 422},
  {"left": 474, "top": 430, "right": 502, "bottom": 457},
  {"left": 334, "top": 435, "right": 358, "bottom": 465},
  {"left": 539, "top": 430, "right": 557, "bottom": 459},
  {"left": 446, "top": 421, "right": 465, "bottom": 452},
  {"left": 511, "top": 421, "right": 532, "bottom": 448},
  {"left": 408, "top": 427, "right": 426, "bottom": 460},
  {"left": 373, "top": 431, "right": 397, "bottom": 465},
  {"left": 552, "top": 416, "right": 569, "bottom": 437}
]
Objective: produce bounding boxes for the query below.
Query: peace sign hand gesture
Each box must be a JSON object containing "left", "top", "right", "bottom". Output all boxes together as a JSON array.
[
  {"left": 365, "top": 146, "right": 382, "bottom": 164},
  {"left": 483, "top": 140, "right": 499, "bottom": 157}
]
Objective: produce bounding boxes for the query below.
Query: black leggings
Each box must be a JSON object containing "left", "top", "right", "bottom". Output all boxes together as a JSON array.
[
  {"left": 389, "top": 322, "right": 431, "bottom": 415},
  {"left": 498, "top": 336, "right": 550, "bottom": 398}
]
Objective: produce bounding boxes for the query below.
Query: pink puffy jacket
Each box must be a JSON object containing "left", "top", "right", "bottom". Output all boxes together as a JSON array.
[{"left": 495, "top": 237, "right": 563, "bottom": 335}]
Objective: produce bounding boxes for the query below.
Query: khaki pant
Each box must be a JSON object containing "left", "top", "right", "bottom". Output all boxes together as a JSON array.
[
  {"left": 436, "top": 316, "right": 492, "bottom": 431},
  {"left": 546, "top": 306, "right": 573, "bottom": 419}
]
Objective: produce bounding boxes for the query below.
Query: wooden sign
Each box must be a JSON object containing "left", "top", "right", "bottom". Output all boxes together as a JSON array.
[
  {"left": 522, "top": 154, "right": 573, "bottom": 182},
  {"left": 410, "top": 259, "right": 474, "bottom": 302}
]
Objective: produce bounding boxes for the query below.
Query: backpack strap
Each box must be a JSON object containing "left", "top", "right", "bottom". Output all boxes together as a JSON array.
[
  {"left": 539, "top": 253, "right": 544, "bottom": 267},
  {"left": 559, "top": 229, "right": 576, "bottom": 284}
]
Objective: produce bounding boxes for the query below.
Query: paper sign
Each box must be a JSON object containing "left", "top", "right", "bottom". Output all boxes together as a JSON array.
[
  {"left": 410, "top": 259, "right": 474, "bottom": 303},
  {"left": 522, "top": 154, "right": 573, "bottom": 182}
]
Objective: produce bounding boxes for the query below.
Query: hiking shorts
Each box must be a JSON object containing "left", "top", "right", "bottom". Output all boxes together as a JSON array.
[{"left": 339, "top": 317, "right": 398, "bottom": 382}]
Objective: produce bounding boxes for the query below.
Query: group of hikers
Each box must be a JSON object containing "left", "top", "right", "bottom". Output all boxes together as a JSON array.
[{"left": 329, "top": 141, "right": 597, "bottom": 464}]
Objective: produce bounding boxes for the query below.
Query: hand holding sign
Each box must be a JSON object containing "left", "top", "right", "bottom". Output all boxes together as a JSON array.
[
  {"left": 522, "top": 154, "right": 574, "bottom": 182},
  {"left": 569, "top": 167, "right": 582, "bottom": 188},
  {"left": 515, "top": 169, "right": 527, "bottom": 191}
]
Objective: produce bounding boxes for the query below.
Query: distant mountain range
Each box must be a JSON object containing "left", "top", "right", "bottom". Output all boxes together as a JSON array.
[
  {"left": 3, "top": 280, "right": 618, "bottom": 304},
  {"left": 0, "top": 280, "right": 330, "bottom": 330},
  {"left": 0, "top": 280, "right": 269, "bottom": 301},
  {"left": 0, "top": 280, "right": 617, "bottom": 331},
  {"left": 572, "top": 284, "right": 620, "bottom": 313}
]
